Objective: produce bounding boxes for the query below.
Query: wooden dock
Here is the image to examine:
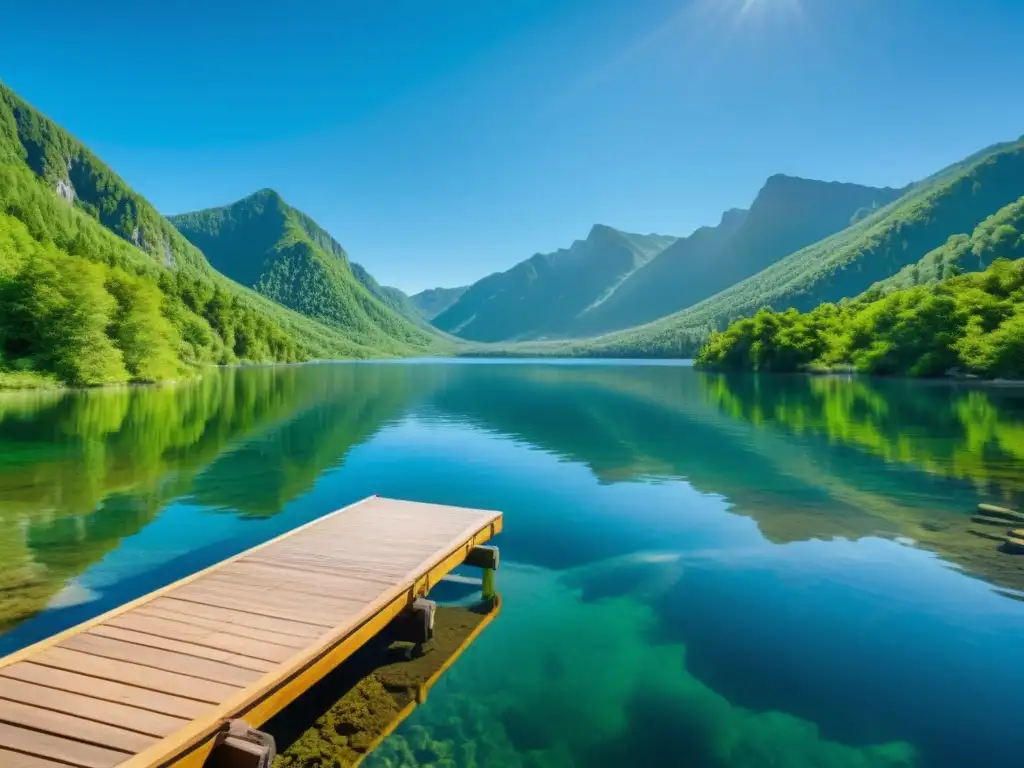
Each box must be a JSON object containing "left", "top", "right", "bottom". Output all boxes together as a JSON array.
[{"left": 0, "top": 496, "right": 502, "bottom": 768}]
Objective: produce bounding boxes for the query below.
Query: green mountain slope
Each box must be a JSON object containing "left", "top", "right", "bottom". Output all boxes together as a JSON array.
[
  {"left": 575, "top": 177, "right": 903, "bottom": 334},
  {"left": 433, "top": 225, "right": 677, "bottom": 342},
  {"left": 696, "top": 254, "right": 1024, "bottom": 378},
  {"left": 347, "top": 262, "right": 433, "bottom": 329},
  {"left": 572, "top": 137, "right": 1024, "bottom": 357},
  {"left": 411, "top": 286, "right": 468, "bottom": 320},
  {"left": 0, "top": 83, "right": 394, "bottom": 387},
  {"left": 870, "top": 195, "right": 1024, "bottom": 294},
  {"left": 169, "top": 190, "right": 442, "bottom": 354}
]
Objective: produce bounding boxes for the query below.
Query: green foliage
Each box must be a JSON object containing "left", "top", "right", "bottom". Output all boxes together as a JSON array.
[
  {"left": 169, "top": 190, "right": 443, "bottom": 355},
  {"left": 1, "top": 249, "right": 127, "bottom": 385},
  {"left": 696, "top": 257, "right": 1024, "bottom": 379},
  {"left": 348, "top": 261, "right": 430, "bottom": 328},
  {"left": 106, "top": 270, "right": 184, "bottom": 381},
  {"left": 0, "top": 83, "right": 440, "bottom": 386},
  {"left": 872, "top": 195, "right": 1024, "bottom": 293},
  {"left": 0, "top": 83, "right": 208, "bottom": 271},
  {"left": 574, "top": 139, "right": 1024, "bottom": 358},
  {"left": 0, "top": 180, "right": 309, "bottom": 385}
]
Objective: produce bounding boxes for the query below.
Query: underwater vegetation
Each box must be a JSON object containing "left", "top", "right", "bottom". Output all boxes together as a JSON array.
[
  {"left": 272, "top": 605, "right": 497, "bottom": 768},
  {"left": 364, "top": 564, "right": 917, "bottom": 768}
]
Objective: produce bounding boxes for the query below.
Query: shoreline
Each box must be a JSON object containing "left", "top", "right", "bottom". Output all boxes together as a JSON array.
[
  {"left": 698, "top": 365, "right": 1024, "bottom": 389},
  {"left": 6, "top": 355, "right": 1021, "bottom": 395},
  {"left": 0, "top": 355, "right": 695, "bottom": 393}
]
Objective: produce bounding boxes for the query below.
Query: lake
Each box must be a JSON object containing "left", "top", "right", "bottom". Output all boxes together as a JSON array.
[{"left": 1, "top": 360, "right": 1023, "bottom": 768}]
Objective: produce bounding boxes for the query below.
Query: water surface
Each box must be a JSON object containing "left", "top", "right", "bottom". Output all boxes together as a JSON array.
[{"left": 1, "top": 361, "right": 1022, "bottom": 767}]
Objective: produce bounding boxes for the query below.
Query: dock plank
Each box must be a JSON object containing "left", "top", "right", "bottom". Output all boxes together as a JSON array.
[
  {"left": 0, "top": 721, "right": 131, "bottom": 768},
  {"left": 58, "top": 635, "right": 264, "bottom": 687},
  {"left": 159, "top": 590, "right": 340, "bottom": 629},
  {"left": 147, "top": 598, "right": 325, "bottom": 639},
  {"left": 0, "top": 699, "right": 156, "bottom": 753},
  {"left": 0, "top": 665, "right": 211, "bottom": 719},
  {"left": 0, "top": 496, "right": 501, "bottom": 768},
  {"left": 172, "top": 579, "right": 366, "bottom": 617},
  {"left": 30, "top": 648, "right": 240, "bottom": 704},
  {"left": 89, "top": 625, "right": 279, "bottom": 671},
  {"left": 0, "top": 746, "right": 73, "bottom": 767},
  {"left": 203, "top": 566, "right": 385, "bottom": 603},
  {"left": 0, "top": 678, "right": 187, "bottom": 737},
  {"left": 123, "top": 608, "right": 307, "bottom": 654},
  {"left": 243, "top": 555, "right": 403, "bottom": 585},
  {"left": 245, "top": 554, "right": 407, "bottom": 584}
]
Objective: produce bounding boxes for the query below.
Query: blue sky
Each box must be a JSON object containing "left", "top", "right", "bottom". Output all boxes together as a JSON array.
[{"left": 3, "top": 0, "right": 1023, "bottom": 293}]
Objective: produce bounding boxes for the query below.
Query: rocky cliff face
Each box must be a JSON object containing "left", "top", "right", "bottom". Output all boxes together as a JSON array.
[{"left": 54, "top": 177, "right": 74, "bottom": 202}]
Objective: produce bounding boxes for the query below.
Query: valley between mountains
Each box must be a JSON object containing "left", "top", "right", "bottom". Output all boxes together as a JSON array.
[{"left": 1, "top": 80, "right": 1023, "bottom": 386}]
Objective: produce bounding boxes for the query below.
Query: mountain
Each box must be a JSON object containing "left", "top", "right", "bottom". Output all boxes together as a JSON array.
[
  {"left": 411, "top": 286, "right": 469, "bottom": 320},
  {"left": 0, "top": 83, "right": 407, "bottom": 387},
  {"left": 432, "top": 225, "right": 677, "bottom": 342},
  {"left": 869, "top": 194, "right": 1024, "bottom": 294},
  {"left": 169, "top": 190, "right": 442, "bottom": 352},
  {"left": 574, "top": 177, "right": 904, "bottom": 334},
  {"left": 562, "top": 137, "right": 1024, "bottom": 358}
]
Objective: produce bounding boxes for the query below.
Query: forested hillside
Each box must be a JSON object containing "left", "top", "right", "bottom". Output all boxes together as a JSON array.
[
  {"left": 170, "top": 190, "right": 442, "bottom": 354},
  {"left": 566, "top": 137, "right": 1024, "bottom": 357},
  {"left": 870, "top": 195, "right": 1024, "bottom": 294},
  {"left": 575, "top": 177, "right": 903, "bottom": 334},
  {"left": 0, "top": 84, "right": 400, "bottom": 387},
  {"left": 348, "top": 262, "right": 430, "bottom": 328},
  {"left": 433, "top": 225, "right": 676, "bottom": 341},
  {"left": 696, "top": 256, "right": 1024, "bottom": 378}
]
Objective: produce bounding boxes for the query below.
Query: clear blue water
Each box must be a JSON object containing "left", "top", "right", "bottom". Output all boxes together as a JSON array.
[{"left": 1, "top": 361, "right": 1022, "bottom": 767}]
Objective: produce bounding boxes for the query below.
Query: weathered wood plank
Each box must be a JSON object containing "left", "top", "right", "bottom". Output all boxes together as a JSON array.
[
  {"left": 160, "top": 591, "right": 338, "bottom": 630},
  {"left": 0, "top": 721, "right": 131, "bottom": 768},
  {"left": 0, "top": 746, "right": 74, "bottom": 768},
  {"left": 89, "top": 625, "right": 278, "bottom": 671},
  {"left": 58, "top": 634, "right": 263, "bottom": 687},
  {"left": 171, "top": 579, "right": 365, "bottom": 617},
  {"left": 0, "top": 698, "right": 155, "bottom": 753},
  {"left": 30, "top": 648, "right": 239, "bottom": 704},
  {"left": 147, "top": 598, "right": 324, "bottom": 639},
  {"left": 204, "top": 567, "right": 383, "bottom": 603},
  {"left": 0, "top": 664, "right": 210, "bottom": 719},
  {"left": 123, "top": 608, "right": 305, "bottom": 655},
  {"left": 243, "top": 555, "right": 402, "bottom": 585},
  {"left": 0, "top": 678, "right": 186, "bottom": 738}
]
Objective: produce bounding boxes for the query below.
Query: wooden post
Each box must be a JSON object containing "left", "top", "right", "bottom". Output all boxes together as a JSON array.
[
  {"left": 206, "top": 720, "right": 276, "bottom": 768},
  {"left": 482, "top": 567, "right": 496, "bottom": 601},
  {"left": 411, "top": 597, "right": 436, "bottom": 643},
  {"left": 392, "top": 598, "right": 436, "bottom": 644},
  {"left": 465, "top": 545, "right": 499, "bottom": 603},
  {"left": 465, "top": 545, "right": 499, "bottom": 570}
]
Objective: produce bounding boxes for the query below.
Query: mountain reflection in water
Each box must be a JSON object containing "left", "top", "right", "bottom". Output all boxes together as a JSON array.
[{"left": 0, "top": 361, "right": 1022, "bottom": 767}]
